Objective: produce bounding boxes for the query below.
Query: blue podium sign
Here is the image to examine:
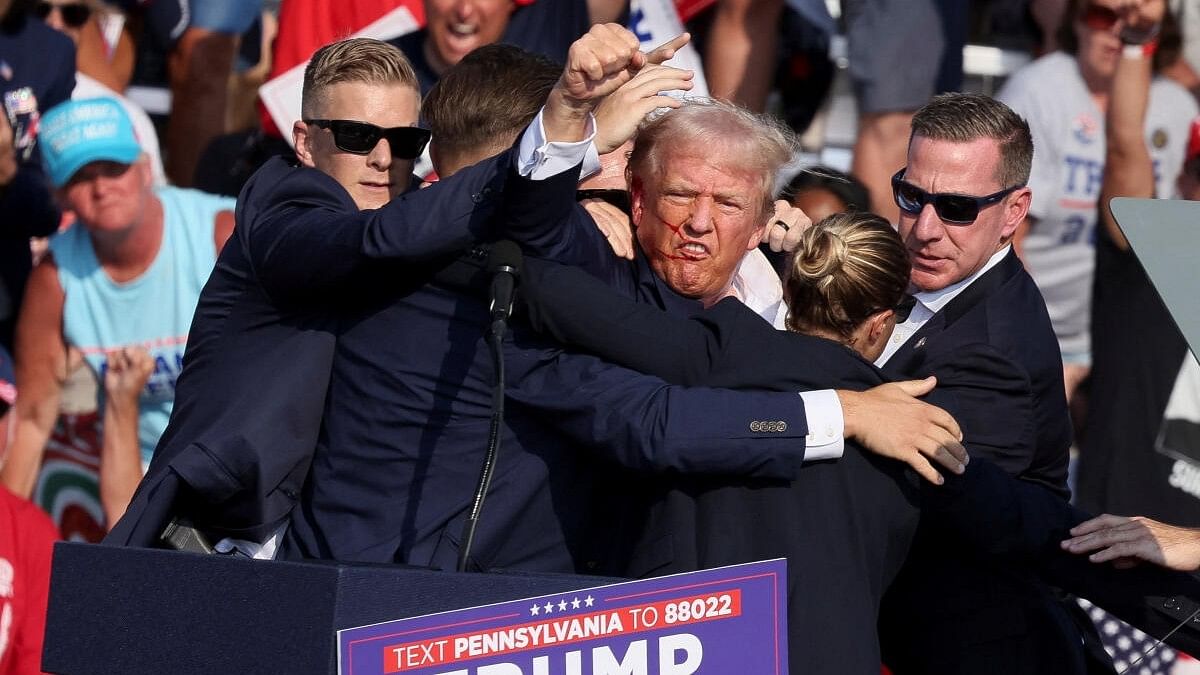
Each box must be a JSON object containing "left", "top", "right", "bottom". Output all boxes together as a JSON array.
[{"left": 337, "top": 559, "right": 787, "bottom": 675}]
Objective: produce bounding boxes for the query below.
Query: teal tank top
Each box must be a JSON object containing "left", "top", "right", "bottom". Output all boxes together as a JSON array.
[{"left": 51, "top": 186, "right": 234, "bottom": 465}]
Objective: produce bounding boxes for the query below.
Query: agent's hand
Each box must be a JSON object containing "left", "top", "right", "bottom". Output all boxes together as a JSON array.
[
  {"left": 583, "top": 198, "right": 635, "bottom": 259},
  {"left": 594, "top": 63, "right": 693, "bottom": 154},
  {"left": 838, "top": 377, "right": 967, "bottom": 485},
  {"left": 761, "top": 200, "right": 812, "bottom": 253},
  {"left": 1062, "top": 514, "right": 1200, "bottom": 571}
]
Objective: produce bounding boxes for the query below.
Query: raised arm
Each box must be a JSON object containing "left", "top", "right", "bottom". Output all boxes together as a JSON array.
[
  {"left": 1098, "top": 0, "right": 1161, "bottom": 251},
  {"left": 99, "top": 346, "right": 155, "bottom": 528},
  {"left": 238, "top": 151, "right": 514, "bottom": 305},
  {"left": 1, "top": 261, "right": 69, "bottom": 497}
]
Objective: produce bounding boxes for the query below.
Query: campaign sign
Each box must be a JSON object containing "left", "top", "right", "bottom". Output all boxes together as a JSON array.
[{"left": 337, "top": 559, "right": 787, "bottom": 675}]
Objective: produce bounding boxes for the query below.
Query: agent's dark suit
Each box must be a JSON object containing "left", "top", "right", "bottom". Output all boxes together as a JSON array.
[
  {"left": 106, "top": 151, "right": 522, "bottom": 548},
  {"left": 518, "top": 257, "right": 1200, "bottom": 671},
  {"left": 520, "top": 257, "right": 919, "bottom": 674},
  {"left": 276, "top": 166, "right": 819, "bottom": 571},
  {"left": 875, "top": 250, "right": 1093, "bottom": 675}
]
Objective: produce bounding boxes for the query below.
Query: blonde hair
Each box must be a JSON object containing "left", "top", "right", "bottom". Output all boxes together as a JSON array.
[
  {"left": 785, "top": 212, "right": 911, "bottom": 340},
  {"left": 301, "top": 38, "right": 419, "bottom": 119}
]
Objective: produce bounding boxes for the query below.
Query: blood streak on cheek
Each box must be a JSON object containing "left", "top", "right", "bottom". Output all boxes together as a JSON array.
[{"left": 654, "top": 205, "right": 690, "bottom": 261}]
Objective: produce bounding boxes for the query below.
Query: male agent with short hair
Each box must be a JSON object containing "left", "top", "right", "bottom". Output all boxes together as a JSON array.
[
  {"left": 106, "top": 37, "right": 563, "bottom": 552},
  {"left": 875, "top": 92, "right": 1089, "bottom": 675}
]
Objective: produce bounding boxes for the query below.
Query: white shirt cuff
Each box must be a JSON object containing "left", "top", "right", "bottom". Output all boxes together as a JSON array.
[
  {"left": 517, "top": 108, "right": 600, "bottom": 180},
  {"left": 799, "top": 389, "right": 845, "bottom": 461}
]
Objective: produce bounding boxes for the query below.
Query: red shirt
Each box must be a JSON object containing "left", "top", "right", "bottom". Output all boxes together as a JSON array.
[{"left": 0, "top": 488, "right": 58, "bottom": 675}]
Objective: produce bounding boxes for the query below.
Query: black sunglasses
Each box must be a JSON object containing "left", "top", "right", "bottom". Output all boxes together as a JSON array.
[
  {"left": 33, "top": 1, "right": 91, "bottom": 27},
  {"left": 1080, "top": 3, "right": 1120, "bottom": 31},
  {"left": 576, "top": 188, "right": 631, "bottom": 215},
  {"left": 892, "top": 294, "right": 916, "bottom": 323},
  {"left": 304, "top": 119, "right": 431, "bottom": 160},
  {"left": 891, "top": 168, "right": 1023, "bottom": 224}
]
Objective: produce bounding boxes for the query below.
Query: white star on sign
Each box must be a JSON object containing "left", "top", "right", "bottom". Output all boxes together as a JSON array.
[
  {"left": 584, "top": 595, "right": 595, "bottom": 608},
  {"left": 530, "top": 604, "right": 540, "bottom": 616},
  {"left": 544, "top": 602, "right": 554, "bottom": 613},
  {"left": 571, "top": 597, "right": 581, "bottom": 609},
  {"left": 558, "top": 599, "right": 568, "bottom": 611}
]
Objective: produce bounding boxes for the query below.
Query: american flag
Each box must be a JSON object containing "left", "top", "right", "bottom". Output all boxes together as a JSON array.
[{"left": 1078, "top": 598, "right": 1200, "bottom": 675}]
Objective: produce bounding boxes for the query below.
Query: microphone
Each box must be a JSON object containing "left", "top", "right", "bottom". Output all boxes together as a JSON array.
[
  {"left": 458, "top": 240, "right": 521, "bottom": 572},
  {"left": 487, "top": 240, "right": 522, "bottom": 339}
]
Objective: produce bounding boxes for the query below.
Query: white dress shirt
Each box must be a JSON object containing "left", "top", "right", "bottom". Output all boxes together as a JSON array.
[{"left": 876, "top": 246, "right": 1012, "bottom": 367}]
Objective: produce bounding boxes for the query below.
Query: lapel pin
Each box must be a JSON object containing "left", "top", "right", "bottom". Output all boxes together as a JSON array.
[{"left": 914, "top": 337, "right": 927, "bottom": 350}]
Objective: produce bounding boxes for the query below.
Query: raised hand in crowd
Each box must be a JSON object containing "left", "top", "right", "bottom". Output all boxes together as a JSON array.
[
  {"left": 839, "top": 377, "right": 968, "bottom": 485},
  {"left": 1062, "top": 514, "right": 1200, "bottom": 571},
  {"left": 761, "top": 200, "right": 811, "bottom": 254},
  {"left": 100, "top": 346, "right": 154, "bottom": 528},
  {"left": 0, "top": 113, "right": 16, "bottom": 188}
]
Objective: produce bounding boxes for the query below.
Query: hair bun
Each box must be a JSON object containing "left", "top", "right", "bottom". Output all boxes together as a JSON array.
[{"left": 793, "top": 228, "right": 849, "bottom": 288}]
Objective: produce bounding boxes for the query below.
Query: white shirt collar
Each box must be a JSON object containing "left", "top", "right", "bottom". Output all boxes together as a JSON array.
[
  {"left": 913, "top": 245, "right": 1011, "bottom": 314},
  {"left": 730, "top": 248, "right": 788, "bottom": 328}
]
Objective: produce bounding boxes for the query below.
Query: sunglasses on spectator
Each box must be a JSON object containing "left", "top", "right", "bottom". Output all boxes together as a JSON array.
[
  {"left": 891, "top": 168, "right": 1023, "bottom": 224},
  {"left": 33, "top": 1, "right": 91, "bottom": 28},
  {"left": 1080, "top": 3, "right": 1121, "bottom": 31},
  {"left": 304, "top": 119, "right": 431, "bottom": 160}
]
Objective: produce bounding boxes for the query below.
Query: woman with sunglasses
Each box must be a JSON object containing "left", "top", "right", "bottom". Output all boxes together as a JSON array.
[{"left": 996, "top": 0, "right": 1196, "bottom": 407}]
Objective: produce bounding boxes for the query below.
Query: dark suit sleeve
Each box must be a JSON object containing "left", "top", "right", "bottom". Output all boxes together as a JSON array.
[
  {"left": 240, "top": 151, "right": 519, "bottom": 303},
  {"left": 926, "top": 457, "right": 1084, "bottom": 559},
  {"left": 927, "top": 455, "right": 1200, "bottom": 657},
  {"left": 506, "top": 346, "right": 810, "bottom": 479},
  {"left": 521, "top": 258, "right": 736, "bottom": 385},
  {"left": 918, "top": 342, "right": 1044, "bottom": 478}
]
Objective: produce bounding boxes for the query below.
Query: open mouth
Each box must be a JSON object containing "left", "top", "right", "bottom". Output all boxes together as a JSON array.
[{"left": 673, "top": 242, "right": 709, "bottom": 259}]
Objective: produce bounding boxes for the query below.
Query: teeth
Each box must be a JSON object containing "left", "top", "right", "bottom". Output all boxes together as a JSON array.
[
  {"left": 682, "top": 243, "right": 706, "bottom": 253},
  {"left": 449, "top": 23, "right": 476, "bottom": 35}
]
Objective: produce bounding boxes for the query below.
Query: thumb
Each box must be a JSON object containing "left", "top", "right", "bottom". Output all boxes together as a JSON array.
[{"left": 894, "top": 376, "right": 937, "bottom": 397}]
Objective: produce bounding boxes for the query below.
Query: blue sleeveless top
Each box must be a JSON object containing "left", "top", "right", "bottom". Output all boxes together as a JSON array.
[{"left": 51, "top": 186, "right": 234, "bottom": 464}]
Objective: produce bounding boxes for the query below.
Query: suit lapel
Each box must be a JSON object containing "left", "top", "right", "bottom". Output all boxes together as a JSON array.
[{"left": 884, "top": 250, "right": 1023, "bottom": 377}]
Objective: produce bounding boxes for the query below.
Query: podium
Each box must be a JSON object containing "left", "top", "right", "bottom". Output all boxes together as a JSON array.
[{"left": 42, "top": 542, "right": 617, "bottom": 674}]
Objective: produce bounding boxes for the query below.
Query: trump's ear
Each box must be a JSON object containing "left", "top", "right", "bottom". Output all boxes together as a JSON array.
[
  {"left": 293, "top": 120, "right": 316, "bottom": 168},
  {"left": 630, "top": 176, "right": 645, "bottom": 227}
]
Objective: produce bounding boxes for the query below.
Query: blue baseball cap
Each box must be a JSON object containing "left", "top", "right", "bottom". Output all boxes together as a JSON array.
[{"left": 38, "top": 98, "right": 142, "bottom": 188}]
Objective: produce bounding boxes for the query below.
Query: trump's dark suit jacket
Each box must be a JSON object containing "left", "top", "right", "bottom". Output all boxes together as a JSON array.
[{"left": 519, "top": 257, "right": 1200, "bottom": 672}]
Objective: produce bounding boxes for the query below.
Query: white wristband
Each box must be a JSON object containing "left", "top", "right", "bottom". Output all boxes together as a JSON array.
[{"left": 1123, "top": 43, "right": 1148, "bottom": 59}]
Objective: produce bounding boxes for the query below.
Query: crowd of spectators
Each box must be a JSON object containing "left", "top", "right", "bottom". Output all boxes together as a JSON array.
[{"left": 4, "top": 0, "right": 1200, "bottom": 673}]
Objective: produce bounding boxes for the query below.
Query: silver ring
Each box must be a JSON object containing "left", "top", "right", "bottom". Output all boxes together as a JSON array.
[{"left": 775, "top": 220, "right": 790, "bottom": 231}]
